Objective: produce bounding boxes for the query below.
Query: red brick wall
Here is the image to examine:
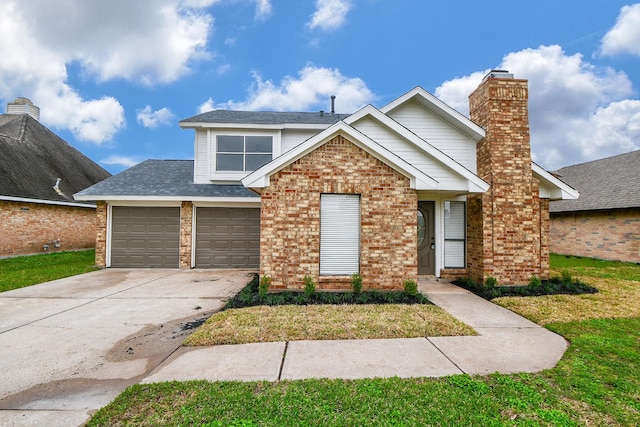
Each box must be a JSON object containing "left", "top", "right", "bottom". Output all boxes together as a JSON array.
[
  {"left": 551, "top": 209, "right": 640, "bottom": 263},
  {"left": 0, "top": 200, "right": 97, "bottom": 257},
  {"left": 467, "top": 77, "right": 550, "bottom": 285},
  {"left": 259, "top": 135, "right": 417, "bottom": 291}
]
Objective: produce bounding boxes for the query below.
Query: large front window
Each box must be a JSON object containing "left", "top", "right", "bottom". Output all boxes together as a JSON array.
[{"left": 216, "top": 135, "right": 272, "bottom": 172}]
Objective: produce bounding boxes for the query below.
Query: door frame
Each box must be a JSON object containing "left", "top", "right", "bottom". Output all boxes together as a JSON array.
[{"left": 417, "top": 201, "right": 436, "bottom": 275}]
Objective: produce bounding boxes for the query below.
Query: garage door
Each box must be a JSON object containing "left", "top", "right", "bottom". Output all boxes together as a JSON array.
[
  {"left": 195, "top": 207, "right": 260, "bottom": 268},
  {"left": 111, "top": 207, "right": 180, "bottom": 268}
]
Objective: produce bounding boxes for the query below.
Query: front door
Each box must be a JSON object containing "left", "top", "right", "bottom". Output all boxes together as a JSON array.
[{"left": 417, "top": 201, "right": 435, "bottom": 275}]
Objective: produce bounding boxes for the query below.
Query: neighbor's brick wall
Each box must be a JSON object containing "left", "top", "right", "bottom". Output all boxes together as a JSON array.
[
  {"left": 179, "top": 201, "right": 193, "bottom": 268},
  {"left": 467, "top": 77, "right": 550, "bottom": 285},
  {"left": 0, "top": 200, "right": 97, "bottom": 257},
  {"left": 95, "top": 201, "right": 107, "bottom": 267},
  {"left": 551, "top": 209, "right": 640, "bottom": 263},
  {"left": 260, "top": 135, "right": 417, "bottom": 291}
]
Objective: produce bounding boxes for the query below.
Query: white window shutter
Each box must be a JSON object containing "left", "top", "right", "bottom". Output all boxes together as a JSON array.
[{"left": 320, "top": 194, "right": 360, "bottom": 275}]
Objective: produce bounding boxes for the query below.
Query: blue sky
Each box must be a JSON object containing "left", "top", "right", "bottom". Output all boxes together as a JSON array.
[{"left": 1, "top": 0, "right": 639, "bottom": 174}]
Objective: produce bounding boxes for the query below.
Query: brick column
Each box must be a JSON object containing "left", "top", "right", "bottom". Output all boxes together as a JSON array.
[
  {"left": 179, "top": 201, "right": 193, "bottom": 268},
  {"left": 95, "top": 201, "right": 107, "bottom": 267}
]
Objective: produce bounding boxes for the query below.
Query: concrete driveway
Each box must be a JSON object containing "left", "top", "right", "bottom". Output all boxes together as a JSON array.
[{"left": 0, "top": 268, "right": 252, "bottom": 427}]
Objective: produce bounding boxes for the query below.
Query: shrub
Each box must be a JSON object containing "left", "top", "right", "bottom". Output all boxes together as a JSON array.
[
  {"left": 258, "top": 275, "right": 271, "bottom": 297},
  {"left": 484, "top": 276, "right": 498, "bottom": 289},
  {"left": 561, "top": 270, "right": 573, "bottom": 285},
  {"left": 528, "top": 275, "right": 541, "bottom": 290},
  {"left": 403, "top": 279, "right": 418, "bottom": 297},
  {"left": 303, "top": 275, "right": 316, "bottom": 297},
  {"left": 351, "top": 273, "right": 362, "bottom": 295}
]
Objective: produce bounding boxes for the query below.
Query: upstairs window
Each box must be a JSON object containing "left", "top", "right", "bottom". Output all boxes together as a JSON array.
[{"left": 216, "top": 135, "right": 272, "bottom": 172}]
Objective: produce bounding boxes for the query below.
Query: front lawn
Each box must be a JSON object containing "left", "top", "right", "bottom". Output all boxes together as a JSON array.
[
  {"left": 88, "top": 255, "right": 640, "bottom": 426},
  {"left": 0, "top": 249, "right": 98, "bottom": 293}
]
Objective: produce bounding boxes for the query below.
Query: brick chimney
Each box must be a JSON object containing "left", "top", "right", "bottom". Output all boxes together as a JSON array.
[{"left": 466, "top": 70, "right": 548, "bottom": 285}]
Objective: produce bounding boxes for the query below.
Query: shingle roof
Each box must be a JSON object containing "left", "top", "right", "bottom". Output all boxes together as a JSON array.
[
  {"left": 0, "top": 114, "right": 111, "bottom": 205},
  {"left": 550, "top": 150, "right": 640, "bottom": 213},
  {"left": 180, "top": 110, "right": 351, "bottom": 125},
  {"left": 74, "top": 159, "right": 258, "bottom": 199}
]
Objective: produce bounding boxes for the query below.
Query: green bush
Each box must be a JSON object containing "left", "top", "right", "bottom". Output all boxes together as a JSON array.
[
  {"left": 528, "top": 275, "right": 541, "bottom": 290},
  {"left": 403, "top": 279, "right": 418, "bottom": 297},
  {"left": 561, "top": 270, "right": 573, "bottom": 284},
  {"left": 351, "top": 273, "right": 362, "bottom": 295},
  {"left": 484, "top": 276, "right": 498, "bottom": 289},
  {"left": 258, "top": 275, "right": 271, "bottom": 297},
  {"left": 303, "top": 275, "right": 316, "bottom": 297}
]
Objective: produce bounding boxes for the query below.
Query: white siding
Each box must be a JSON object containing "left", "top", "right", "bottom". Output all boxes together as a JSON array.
[
  {"left": 194, "top": 129, "right": 209, "bottom": 183},
  {"left": 320, "top": 194, "right": 360, "bottom": 275},
  {"left": 281, "top": 129, "right": 322, "bottom": 153},
  {"left": 352, "top": 117, "right": 469, "bottom": 191},
  {"left": 388, "top": 101, "right": 477, "bottom": 172}
]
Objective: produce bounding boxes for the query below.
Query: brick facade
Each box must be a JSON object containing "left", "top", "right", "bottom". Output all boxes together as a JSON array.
[
  {"left": 259, "top": 135, "right": 417, "bottom": 291},
  {"left": 467, "top": 77, "right": 550, "bottom": 285},
  {"left": 0, "top": 200, "right": 97, "bottom": 257},
  {"left": 551, "top": 208, "right": 640, "bottom": 263}
]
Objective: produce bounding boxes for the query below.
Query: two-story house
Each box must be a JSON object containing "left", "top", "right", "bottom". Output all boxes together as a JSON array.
[{"left": 75, "top": 71, "right": 578, "bottom": 289}]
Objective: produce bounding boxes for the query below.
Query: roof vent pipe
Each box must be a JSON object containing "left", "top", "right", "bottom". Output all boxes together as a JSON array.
[{"left": 330, "top": 95, "right": 336, "bottom": 115}]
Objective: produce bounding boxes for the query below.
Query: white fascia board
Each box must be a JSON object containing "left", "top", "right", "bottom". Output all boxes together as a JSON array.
[
  {"left": 242, "top": 121, "right": 439, "bottom": 190},
  {"left": 532, "top": 163, "right": 580, "bottom": 200},
  {"left": 74, "top": 195, "right": 260, "bottom": 204},
  {"left": 379, "top": 87, "right": 486, "bottom": 141},
  {"left": 345, "top": 105, "right": 489, "bottom": 193},
  {"left": 180, "top": 122, "right": 332, "bottom": 131},
  {"left": 2, "top": 195, "right": 96, "bottom": 208}
]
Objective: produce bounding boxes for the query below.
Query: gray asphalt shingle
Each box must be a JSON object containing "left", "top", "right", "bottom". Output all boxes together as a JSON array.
[
  {"left": 180, "top": 110, "right": 351, "bottom": 125},
  {"left": 74, "top": 159, "right": 258, "bottom": 199},
  {"left": 0, "top": 114, "right": 111, "bottom": 205},
  {"left": 550, "top": 150, "right": 640, "bottom": 213}
]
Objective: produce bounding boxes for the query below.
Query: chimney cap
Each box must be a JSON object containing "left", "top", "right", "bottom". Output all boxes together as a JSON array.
[{"left": 483, "top": 69, "right": 514, "bottom": 81}]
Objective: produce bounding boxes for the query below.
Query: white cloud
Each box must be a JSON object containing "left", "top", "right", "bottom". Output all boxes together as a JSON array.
[
  {"left": 253, "top": 0, "right": 272, "bottom": 20},
  {"left": 136, "top": 105, "right": 176, "bottom": 128},
  {"left": 600, "top": 4, "right": 640, "bottom": 56},
  {"left": 0, "top": 0, "right": 216, "bottom": 144},
  {"left": 198, "top": 98, "right": 216, "bottom": 113},
  {"left": 308, "top": 0, "right": 352, "bottom": 31},
  {"left": 435, "top": 45, "right": 639, "bottom": 170},
  {"left": 100, "top": 155, "right": 141, "bottom": 168},
  {"left": 213, "top": 65, "right": 374, "bottom": 113}
]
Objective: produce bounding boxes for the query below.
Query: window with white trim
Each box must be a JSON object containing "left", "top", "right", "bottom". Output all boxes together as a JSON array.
[
  {"left": 444, "top": 201, "right": 466, "bottom": 268},
  {"left": 320, "top": 194, "right": 360, "bottom": 275},
  {"left": 216, "top": 135, "right": 272, "bottom": 172}
]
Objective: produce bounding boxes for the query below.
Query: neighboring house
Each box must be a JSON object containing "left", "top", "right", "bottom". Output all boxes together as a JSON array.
[
  {"left": 550, "top": 150, "right": 640, "bottom": 263},
  {"left": 0, "top": 98, "right": 111, "bottom": 257},
  {"left": 75, "top": 71, "right": 578, "bottom": 289}
]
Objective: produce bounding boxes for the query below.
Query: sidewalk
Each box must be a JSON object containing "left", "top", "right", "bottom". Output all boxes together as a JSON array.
[{"left": 142, "top": 279, "right": 568, "bottom": 383}]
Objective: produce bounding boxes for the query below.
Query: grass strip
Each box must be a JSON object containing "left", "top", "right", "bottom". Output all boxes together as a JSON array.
[
  {"left": 0, "top": 250, "right": 98, "bottom": 293},
  {"left": 184, "top": 304, "right": 476, "bottom": 346}
]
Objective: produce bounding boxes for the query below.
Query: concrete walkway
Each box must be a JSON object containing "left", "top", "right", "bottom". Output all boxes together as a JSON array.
[{"left": 143, "top": 279, "right": 568, "bottom": 383}]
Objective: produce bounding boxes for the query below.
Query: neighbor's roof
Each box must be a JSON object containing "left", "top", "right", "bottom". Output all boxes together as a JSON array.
[
  {"left": 74, "top": 160, "right": 259, "bottom": 201},
  {"left": 550, "top": 149, "right": 640, "bottom": 213},
  {"left": 0, "top": 114, "right": 111, "bottom": 206},
  {"left": 180, "top": 110, "right": 351, "bottom": 127}
]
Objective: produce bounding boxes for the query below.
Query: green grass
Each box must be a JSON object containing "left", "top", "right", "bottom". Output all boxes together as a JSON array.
[
  {"left": 0, "top": 250, "right": 98, "bottom": 292},
  {"left": 550, "top": 253, "right": 640, "bottom": 281},
  {"left": 88, "top": 255, "right": 640, "bottom": 426},
  {"left": 88, "top": 317, "right": 640, "bottom": 426}
]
